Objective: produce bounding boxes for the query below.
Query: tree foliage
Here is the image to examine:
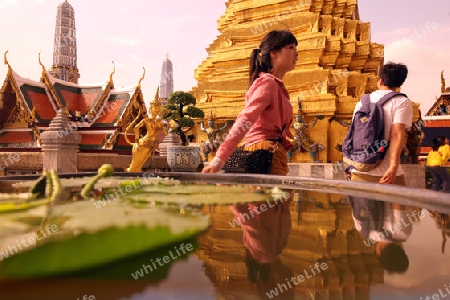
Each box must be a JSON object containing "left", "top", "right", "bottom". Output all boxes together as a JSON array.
[{"left": 161, "top": 91, "right": 205, "bottom": 146}]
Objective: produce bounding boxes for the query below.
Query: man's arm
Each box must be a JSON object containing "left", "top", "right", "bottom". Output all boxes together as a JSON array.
[{"left": 379, "top": 123, "right": 406, "bottom": 184}]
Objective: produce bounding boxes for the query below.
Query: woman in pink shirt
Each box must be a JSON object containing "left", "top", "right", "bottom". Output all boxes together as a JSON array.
[{"left": 202, "top": 30, "right": 298, "bottom": 175}]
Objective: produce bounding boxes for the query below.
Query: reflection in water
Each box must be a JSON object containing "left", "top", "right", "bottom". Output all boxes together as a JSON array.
[
  {"left": 348, "top": 196, "right": 422, "bottom": 274},
  {"left": 2, "top": 186, "right": 450, "bottom": 300},
  {"left": 197, "top": 189, "right": 387, "bottom": 299},
  {"left": 429, "top": 211, "right": 450, "bottom": 254},
  {"left": 231, "top": 198, "right": 293, "bottom": 299}
]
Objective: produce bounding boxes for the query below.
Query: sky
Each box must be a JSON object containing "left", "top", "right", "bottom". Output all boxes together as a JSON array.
[{"left": 0, "top": 0, "right": 449, "bottom": 114}]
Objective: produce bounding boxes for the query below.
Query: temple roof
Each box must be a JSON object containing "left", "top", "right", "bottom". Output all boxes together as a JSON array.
[
  {"left": 425, "top": 93, "right": 450, "bottom": 117},
  {"left": 0, "top": 53, "right": 148, "bottom": 152},
  {"left": 0, "top": 130, "right": 36, "bottom": 148},
  {"left": 426, "top": 71, "right": 450, "bottom": 116}
]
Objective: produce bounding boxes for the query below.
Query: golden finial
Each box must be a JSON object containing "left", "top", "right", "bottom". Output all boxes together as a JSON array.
[
  {"left": 4, "top": 51, "right": 12, "bottom": 76},
  {"left": 297, "top": 96, "right": 303, "bottom": 113},
  {"left": 137, "top": 67, "right": 146, "bottom": 89},
  {"left": 38, "top": 52, "right": 47, "bottom": 79},
  {"left": 38, "top": 52, "right": 44, "bottom": 67},
  {"left": 154, "top": 85, "right": 160, "bottom": 101},
  {"left": 109, "top": 61, "right": 115, "bottom": 82},
  {"left": 208, "top": 108, "right": 214, "bottom": 121},
  {"left": 4, "top": 50, "right": 9, "bottom": 65}
]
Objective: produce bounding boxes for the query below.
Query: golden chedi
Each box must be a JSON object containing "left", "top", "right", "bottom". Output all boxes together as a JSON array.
[{"left": 191, "top": 0, "right": 420, "bottom": 163}]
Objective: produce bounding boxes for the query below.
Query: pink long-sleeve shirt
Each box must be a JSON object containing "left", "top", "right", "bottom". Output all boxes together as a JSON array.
[
  {"left": 231, "top": 202, "right": 292, "bottom": 264},
  {"left": 215, "top": 73, "right": 294, "bottom": 162}
]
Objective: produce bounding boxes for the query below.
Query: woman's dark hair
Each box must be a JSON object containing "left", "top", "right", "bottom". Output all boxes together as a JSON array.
[
  {"left": 249, "top": 30, "right": 298, "bottom": 86},
  {"left": 378, "top": 62, "right": 408, "bottom": 88}
]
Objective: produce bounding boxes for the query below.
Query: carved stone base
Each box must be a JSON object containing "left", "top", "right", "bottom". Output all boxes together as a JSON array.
[
  {"left": 166, "top": 146, "right": 201, "bottom": 172},
  {"left": 158, "top": 133, "right": 181, "bottom": 157}
]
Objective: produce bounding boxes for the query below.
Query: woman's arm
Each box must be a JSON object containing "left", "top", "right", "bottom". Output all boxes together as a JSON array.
[{"left": 203, "top": 78, "right": 276, "bottom": 172}]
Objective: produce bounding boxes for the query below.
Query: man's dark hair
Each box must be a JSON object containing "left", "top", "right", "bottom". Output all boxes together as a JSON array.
[
  {"left": 378, "top": 243, "right": 409, "bottom": 273},
  {"left": 432, "top": 138, "right": 442, "bottom": 151},
  {"left": 379, "top": 62, "right": 408, "bottom": 88}
]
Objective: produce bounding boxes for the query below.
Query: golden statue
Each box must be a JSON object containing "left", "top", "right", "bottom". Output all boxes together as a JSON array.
[
  {"left": 291, "top": 100, "right": 325, "bottom": 162},
  {"left": 125, "top": 101, "right": 166, "bottom": 172},
  {"left": 292, "top": 114, "right": 325, "bottom": 161},
  {"left": 199, "top": 110, "right": 233, "bottom": 161}
]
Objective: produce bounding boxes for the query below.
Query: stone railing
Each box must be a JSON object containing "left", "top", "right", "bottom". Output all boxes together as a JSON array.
[
  {"left": 0, "top": 152, "right": 170, "bottom": 176},
  {"left": 2, "top": 151, "right": 425, "bottom": 190},
  {"left": 287, "top": 162, "right": 426, "bottom": 189}
]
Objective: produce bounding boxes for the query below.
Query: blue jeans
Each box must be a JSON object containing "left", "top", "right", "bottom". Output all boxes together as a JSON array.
[{"left": 428, "top": 166, "right": 450, "bottom": 193}]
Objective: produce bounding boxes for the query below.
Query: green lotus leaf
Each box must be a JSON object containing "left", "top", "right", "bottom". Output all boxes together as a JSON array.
[{"left": 0, "top": 201, "right": 210, "bottom": 278}]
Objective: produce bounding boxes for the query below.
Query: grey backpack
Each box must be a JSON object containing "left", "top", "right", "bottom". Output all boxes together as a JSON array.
[{"left": 342, "top": 91, "right": 407, "bottom": 172}]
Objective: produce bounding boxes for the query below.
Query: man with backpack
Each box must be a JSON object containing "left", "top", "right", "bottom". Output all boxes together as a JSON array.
[
  {"left": 344, "top": 62, "right": 413, "bottom": 185},
  {"left": 345, "top": 62, "right": 414, "bottom": 274}
]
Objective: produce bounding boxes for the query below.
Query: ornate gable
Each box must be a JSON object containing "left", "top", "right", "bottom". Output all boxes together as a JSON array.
[
  {"left": 41, "top": 63, "right": 114, "bottom": 121},
  {"left": 426, "top": 94, "right": 450, "bottom": 117}
]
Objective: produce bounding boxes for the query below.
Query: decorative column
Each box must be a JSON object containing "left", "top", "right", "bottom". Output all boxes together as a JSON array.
[{"left": 41, "top": 109, "right": 81, "bottom": 173}]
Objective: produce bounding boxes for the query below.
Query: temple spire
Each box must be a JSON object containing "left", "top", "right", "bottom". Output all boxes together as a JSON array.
[
  {"left": 158, "top": 53, "right": 174, "bottom": 104},
  {"left": 49, "top": 0, "right": 80, "bottom": 83}
]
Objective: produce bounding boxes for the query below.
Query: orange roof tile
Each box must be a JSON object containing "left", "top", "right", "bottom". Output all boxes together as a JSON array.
[
  {"left": 420, "top": 146, "right": 432, "bottom": 153},
  {"left": 54, "top": 83, "right": 103, "bottom": 114},
  {"left": 112, "top": 134, "right": 134, "bottom": 151},
  {"left": 0, "top": 131, "right": 34, "bottom": 144},
  {"left": 79, "top": 133, "right": 106, "bottom": 150},
  {"left": 424, "top": 120, "right": 450, "bottom": 128},
  {"left": 21, "top": 85, "right": 56, "bottom": 122}
]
